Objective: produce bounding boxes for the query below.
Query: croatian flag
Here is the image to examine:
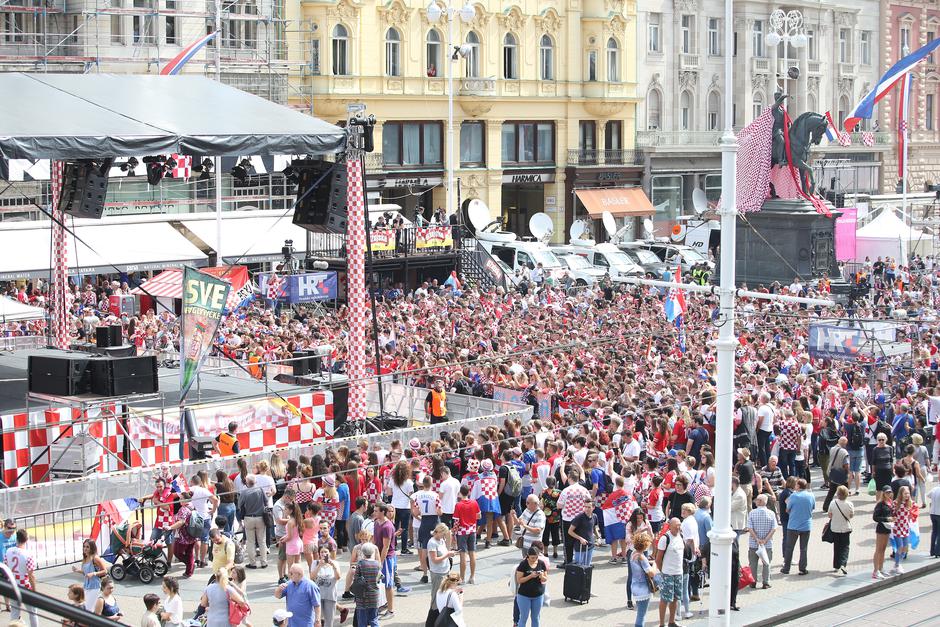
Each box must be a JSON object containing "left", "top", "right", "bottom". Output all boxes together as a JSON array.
[
  {"left": 664, "top": 268, "right": 686, "bottom": 323},
  {"left": 823, "top": 111, "right": 837, "bottom": 143},
  {"left": 844, "top": 37, "right": 940, "bottom": 132},
  {"left": 160, "top": 31, "right": 219, "bottom": 75},
  {"left": 601, "top": 490, "right": 636, "bottom": 544},
  {"left": 898, "top": 72, "right": 913, "bottom": 179},
  {"left": 266, "top": 273, "right": 285, "bottom": 300},
  {"left": 170, "top": 474, "right": 189, "bottom": 494},
  {"left": 90, "top": 497, "right": 140, "bottom": 553}
]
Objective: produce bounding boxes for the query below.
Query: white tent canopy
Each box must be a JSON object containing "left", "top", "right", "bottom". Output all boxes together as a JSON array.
[
  {"left": 0, "top": 296, "right": 45, "bottom": 322},
  {"left": 854, "top": 208, "right": 934, "bottom": 264}
]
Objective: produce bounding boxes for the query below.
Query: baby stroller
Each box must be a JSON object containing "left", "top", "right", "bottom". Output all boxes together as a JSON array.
[{"left": 107, "top": 520, "right": 169, "bottom": 584}]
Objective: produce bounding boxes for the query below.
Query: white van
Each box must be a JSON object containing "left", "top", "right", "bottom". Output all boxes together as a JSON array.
[
  {"left": 480, "top": 240, "right": 567, "bottom": 285},
  {"left": 553, "top": 243, "right": 643, "bottom": 283}
]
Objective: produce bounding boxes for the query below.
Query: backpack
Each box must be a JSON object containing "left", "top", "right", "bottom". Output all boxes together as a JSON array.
[
  {"left": 504, "top": 464, "right": 523, "bottom": 497},
  {"left": 847, "top": 423, "right": 865, "bottom": 449},
  {"left": 186, "top": 510, "right": 206, "bottom": 540}
]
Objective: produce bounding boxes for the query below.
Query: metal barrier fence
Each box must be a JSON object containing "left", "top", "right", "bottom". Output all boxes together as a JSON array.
[
  {"left": 6, "top": 383, "right": 532, "bottom": 569},
  {"left": 0, "top": 335, "right": 46, "bottom": 351}
]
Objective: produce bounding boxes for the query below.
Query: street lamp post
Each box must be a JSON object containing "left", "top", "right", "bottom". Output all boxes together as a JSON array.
[
  {"left": 426, "top": 1, "right": 475, "bottom": 219},
  {"left": 766, "top": 9, "right": 808, "bottom": 111}
]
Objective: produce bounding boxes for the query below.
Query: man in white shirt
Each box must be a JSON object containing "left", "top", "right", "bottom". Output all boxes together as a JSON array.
[
  {"left": 437, "top": 467, "right": 461, "bottom": 529},
  {"left": 187, "top": 474, "right": 219, "bottom": 569},
  {"left": 622, "top": 430, "right": 642, "bottom": 463},
  {"left": 656, "top": 517, "right": 684, "bottom": 627},
  {"left": 756, "top": 393, "right": 776, "bottom": 466}
]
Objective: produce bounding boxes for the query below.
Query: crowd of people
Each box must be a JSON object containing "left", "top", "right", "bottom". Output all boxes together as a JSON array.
[{"left": 4, "top": 251, "right": 940, "bottom": 626}]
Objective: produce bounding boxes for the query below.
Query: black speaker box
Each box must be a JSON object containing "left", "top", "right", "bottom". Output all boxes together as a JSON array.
[
  {"left": 292, "top": 350, "right": 312, "bottom": 376},
  {"left": 108, "top": 325, "right": 122, "bottom": 347},
  {"left": 59, "top": 160, "right": 110, "bottom": 220},
  {"left": 291, "top": 159, "right": 335, "bottom": 232},
  {"left": 95, "top": 326, "right": 111, "bottom": 348},
  {"left": 89, "top": 355, "right": 158, "bottom": 396},
  {"left": 28, "top": 355, "right": 91, "bottom": 396}
]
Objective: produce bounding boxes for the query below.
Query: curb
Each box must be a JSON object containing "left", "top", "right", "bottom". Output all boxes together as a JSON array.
[{"left": 743, "top": 556, "right": 940, "bottom": 627}]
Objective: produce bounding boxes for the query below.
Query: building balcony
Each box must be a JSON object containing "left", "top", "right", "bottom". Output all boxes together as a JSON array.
[
  {"left": 822, "top": 131, "right": 893, "bottom": 152},
  {"left": 567, "top": 149, "right": 643, "bottom": 167},
  {"left": 458, "top": 77, "right": 495, "bottom": 97},
  {"left": 752, "top": 57, "right": 770, "bottom": 74},
  {"left": 679, "top": 53, "right": 701, "bottom": 71},
  {"left": 838, "top": 62, "right": 855, "bottom": 76},
  {"left": 636, "top": 131, "right": 724, "bottom": 150},
  {"left": 808, "top": 60, "right": 822, "bottom": 74}
]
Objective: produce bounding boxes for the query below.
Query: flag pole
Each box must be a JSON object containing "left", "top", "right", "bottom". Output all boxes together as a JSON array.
[{"left": 903, "top": 76, "right": 911, "bottom": 263}]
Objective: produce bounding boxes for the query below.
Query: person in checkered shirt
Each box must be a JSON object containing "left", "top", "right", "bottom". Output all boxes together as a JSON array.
[
  {"left": 776, "top": 410, "right": 804, "bottom": 479},
  {"left": 4, "top": 528, "right": 37, "bottom": 627}
]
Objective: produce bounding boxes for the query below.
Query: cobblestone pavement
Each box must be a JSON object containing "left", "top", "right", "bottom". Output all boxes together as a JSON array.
[{"left": 33, "top": 475, "right": 938, "bottom": 626}]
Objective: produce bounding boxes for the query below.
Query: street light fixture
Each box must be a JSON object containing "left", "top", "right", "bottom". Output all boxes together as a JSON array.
[
  {"left": 766, "top": 9, "right": 806, "bottom": 49},
  {"left": 426, "top": 0, "right": 475, "bottom": 220}
]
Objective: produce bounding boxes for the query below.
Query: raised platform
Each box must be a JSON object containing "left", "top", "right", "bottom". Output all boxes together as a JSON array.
[{"left": 732, "top": 198, "right": 842, "bottom": 287}]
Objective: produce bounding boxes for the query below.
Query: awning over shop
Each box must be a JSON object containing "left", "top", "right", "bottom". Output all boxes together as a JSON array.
[
  {"left": 0, "top": 218, "right": 208, "bottom": 280},
  {"left": 575, "top": 187, "right": 656, "bottom": 218},
  {"left": 0, "top": 73, "right": 346, "bottom": 159},
  {"left": 175, "top": 211, "right": 318, "bottom": 264}
]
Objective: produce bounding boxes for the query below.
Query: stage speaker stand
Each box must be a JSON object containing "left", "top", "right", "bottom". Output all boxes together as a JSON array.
[
  {"left": 108, "top": 325, "right": 122, "bottom": 347},
  {"left": 27, "top": 355, "right": 91, "bottom": 396},
  {"left": 292, "top": 350, "right": 311, "bottom": 376},
  {"left": 89, "top": 355, "right": 158, "bottom": 396}
]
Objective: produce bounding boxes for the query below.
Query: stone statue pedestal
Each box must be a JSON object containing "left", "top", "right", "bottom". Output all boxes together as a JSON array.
[{"left": 730, "top": 198, "right": 841, "bottom": 288}]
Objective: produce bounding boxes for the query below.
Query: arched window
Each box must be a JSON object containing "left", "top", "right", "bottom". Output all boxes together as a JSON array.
[
  {"left": 503, "top": 33, "right": 518, "bottom": 79},
  {"left": 331, "top": 24, "right": 349, "bottom": 75},
  {"left": 607, "top": 37, "right": 620, "bottom": 82},
  {"left": 385, "top": 28, "right": 401, "bottom": 76},
  {"left": 426, "top": 29, "right": 441, "bottom": 77},
  {"left": 539, "top": 34, "right": 554, "bottom": 80},
  {"left": 465, "top": 31, "right": 480, "bottom": 78},
  {"left": 647, "top": 89, "right": 662, "bottom": 130},
  {"left": 707, "top": 91, "right": 720, "bottom": 130},
  {"left": 680, "top": 90, "right": 692, "bottom": 130},
  {"left": 838, "top": 95, "right": 850, "bottom": 128},
  {"left": 752, "top": 92, "right": 764, "bottom": 121}
]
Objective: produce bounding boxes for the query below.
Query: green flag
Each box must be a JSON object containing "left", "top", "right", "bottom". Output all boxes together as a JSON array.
[{"left": 179, "top": 266, "right": 231, "bottom": 403}]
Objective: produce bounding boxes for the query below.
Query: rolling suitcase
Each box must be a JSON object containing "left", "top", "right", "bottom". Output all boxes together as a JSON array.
[{"left": 563, "top": 563, "right": 593, "bottom": 604}]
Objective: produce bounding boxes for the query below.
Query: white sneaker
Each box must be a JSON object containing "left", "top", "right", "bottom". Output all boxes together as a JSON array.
[
  {"left": 896, "top": 564, "right": 905, "bottom": 574},
  {"left": 684, "top": 612, "right": 694, "bottom": 619},
  {"left": 872, "top": 571, "right": 885, "bottom": 580},
  {"left": 880, "top": 570, "right": 892, "bottom": 578}
]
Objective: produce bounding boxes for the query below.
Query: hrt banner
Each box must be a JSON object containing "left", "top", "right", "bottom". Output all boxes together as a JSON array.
[
  {"left": 259, "top": 272, "right": 338, "bottom": 304},
  {"left": 179, "top": 267, "right": 231, "bottom": 403}
]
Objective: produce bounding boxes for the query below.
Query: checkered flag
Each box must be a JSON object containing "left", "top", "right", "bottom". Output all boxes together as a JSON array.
[
  {"left": 266, "top": 273, "right": 284, "bottom": 300},
  {"left": 838, "top": 132, "right": 852, "bottom": 147},
  {"left": 169, "top": 154, "right": 191, "bottom": 180},
  {"left": 862, "top": 131, "right": 875, "bottom": 147},
  {"left": 899, "top": 120, "right": 910, "bottom": 134}
]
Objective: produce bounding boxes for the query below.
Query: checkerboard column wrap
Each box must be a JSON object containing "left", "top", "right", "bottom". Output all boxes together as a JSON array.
[
  {"left": 345, "top": 158, "right": 368, "bottom": 423},
  {"left": 50, "top": 160, "right": 69, "bottom": 349}
]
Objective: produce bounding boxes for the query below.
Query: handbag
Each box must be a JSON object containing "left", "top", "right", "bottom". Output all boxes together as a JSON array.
[
  {"left": 737, "top": 565, "right": 755, "bottom": 590},
  {"left": 262, "top": 507, "right": 275, "bottom": 528},
  {"left": 349, "top": 566, "right": 368, "bottom": 598},
  {"left": 228, "top": 598, "right": 250, "bottom": 625},
  {"left": 821, "top": 522, "right": 835, "bottom": 543},
  {"left": 434, "top": 592, "right": 460, "bottom": 627},
  {"left": 516, "top": 510, "right": 537, "bottom": 549}
]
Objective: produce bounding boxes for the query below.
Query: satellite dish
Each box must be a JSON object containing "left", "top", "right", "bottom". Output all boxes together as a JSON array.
[
  {"left": 467, "top": 198, "right": 516, "bottom": 243},
  {"left": 642, "top": 218, "right": 655, "bottom": 238},
  {"left": 671, "top": 223, "right": 687, "bottom": 243},
  {"left": 529, "top": 212, "right": 554, "bottom": 241},
  {"left": 569, "top": 220, "right": 595, "bottom": 247},
  {"left": 466, "top": 199, "right": 491, "bottom": 233},
  {"left": 692, "top": 188, "right": 708, "bottom": 216},
  {"left": 602, "top": 211, "right": 617, "bottom": 239}
]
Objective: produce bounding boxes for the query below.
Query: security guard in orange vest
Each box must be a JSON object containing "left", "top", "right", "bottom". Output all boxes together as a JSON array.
[
  {"left": 425, "top": 379, "right": 448, "bottom": 425},
  {"left": 213, "top": 421, "right": 240, "bottom": 456}
]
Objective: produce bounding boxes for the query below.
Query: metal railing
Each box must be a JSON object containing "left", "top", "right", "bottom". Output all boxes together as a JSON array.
[
  {"left": 636, "top": 131, "right": 725, "bottom": 148},
  {"left": 566, "top": 149, "right": 642, "bottom": 166},
  {"left": 0, "top": 335, "right": 46, "bottom": 351}
]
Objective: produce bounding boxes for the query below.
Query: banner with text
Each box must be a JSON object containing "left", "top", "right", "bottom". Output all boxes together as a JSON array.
[
  {"left": 416, "top": 226, "right": 454, "bottom": 249},
  {"left": 493, "top": 386, "right": 526, "bottom": 404},
  {"left": 258, "top": 272, "right": 338, "bottom": 304},
  {"left": 370, "top": 229, "right": 396, "bottom": 252},
  {"left": 179, "top": 267, "right": 231, "bottom": 403},
  {"left": 130, "top": 397, "right": 302, "bottom": 440}
]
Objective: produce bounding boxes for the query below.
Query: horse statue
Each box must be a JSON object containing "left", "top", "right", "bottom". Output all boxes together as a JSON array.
[{"left": 775, "top": 111, "right": 829, "bottom": 196}]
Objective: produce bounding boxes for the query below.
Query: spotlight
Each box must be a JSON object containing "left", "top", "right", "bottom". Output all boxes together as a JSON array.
[
  {"left": 230, "top": 158, "right": 253, "bottom": 183},
  {"left": 165, "top": 156, "right": 177, "bottom": 171},
  {"left": 142, "top": 156, "right": 167, "bottom": 186},
  {"left": 120, "top": 157, "right": 139, "bottom": 174},
  {"left": 283, "top": 164, "right": 299, "bottom": 185}
]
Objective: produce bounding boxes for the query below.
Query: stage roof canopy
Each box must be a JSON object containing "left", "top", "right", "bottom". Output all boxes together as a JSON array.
[{"left": 0, "top": 73, "right": 347, "bottom": 159}]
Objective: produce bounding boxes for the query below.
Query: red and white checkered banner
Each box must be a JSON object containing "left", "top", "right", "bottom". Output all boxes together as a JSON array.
[
  {"left": 50, "top": 160, "right": 69, "bottom": 349},
  {"left": 345, "top": 158, "right": 368, "bottom": 423}
]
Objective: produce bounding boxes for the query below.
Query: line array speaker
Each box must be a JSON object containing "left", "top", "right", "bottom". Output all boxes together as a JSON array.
[
  {"left": 27, "top": 355, "right": 91, "bottom": 396},
  {"left": 59, "top": 160, "right": 111, "bottom": 220}
]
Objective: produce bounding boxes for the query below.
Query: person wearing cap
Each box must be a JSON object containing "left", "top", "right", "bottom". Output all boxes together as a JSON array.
[
  {"left": 425, "top": 379, "right": 448, "bottom": 425},
  {"left": 872, "top": 485, "right": 895, "bottom": 579},
  {"left": 272, "top": 608, "right": 292, "bottom": 627},
  {"left": 274, "top": 563, "right": 321, "bottom": 627}
]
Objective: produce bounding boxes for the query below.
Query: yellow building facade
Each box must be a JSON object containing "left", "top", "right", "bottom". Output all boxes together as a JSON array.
[{"left": 289, "top": 0, "right": 640, "bottom": 239}]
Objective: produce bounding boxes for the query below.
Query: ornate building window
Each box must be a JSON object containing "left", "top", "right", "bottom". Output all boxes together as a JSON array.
[
  {"left": 680, "top": 91, "right": 692, "bottom": 130},
  {"left": 539, "top": 34, "right": 554, "bottom": 80},
  {"left": 607, "top": 38, "right": 619, "bottom": 83},
  {"left": 426, "top": 29, "right": 441, "bottom": 77},
  {"left": 332, "top": 24, "right": 349, "bottom": 75},
  {"left": 647, "top": 89, "right": 662, "bottom": 130},
  {"left": 465, "top": 31, "right": 480, "bottom": 78},
  {"left": 707, "top": 91, "right": 720, "bottom": 131},
  {"left": 385, "top": 28, "right": 401, "bottom": 77},
  {"left": 503, "top": 33, "right": 518, "bottom": 79}
]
